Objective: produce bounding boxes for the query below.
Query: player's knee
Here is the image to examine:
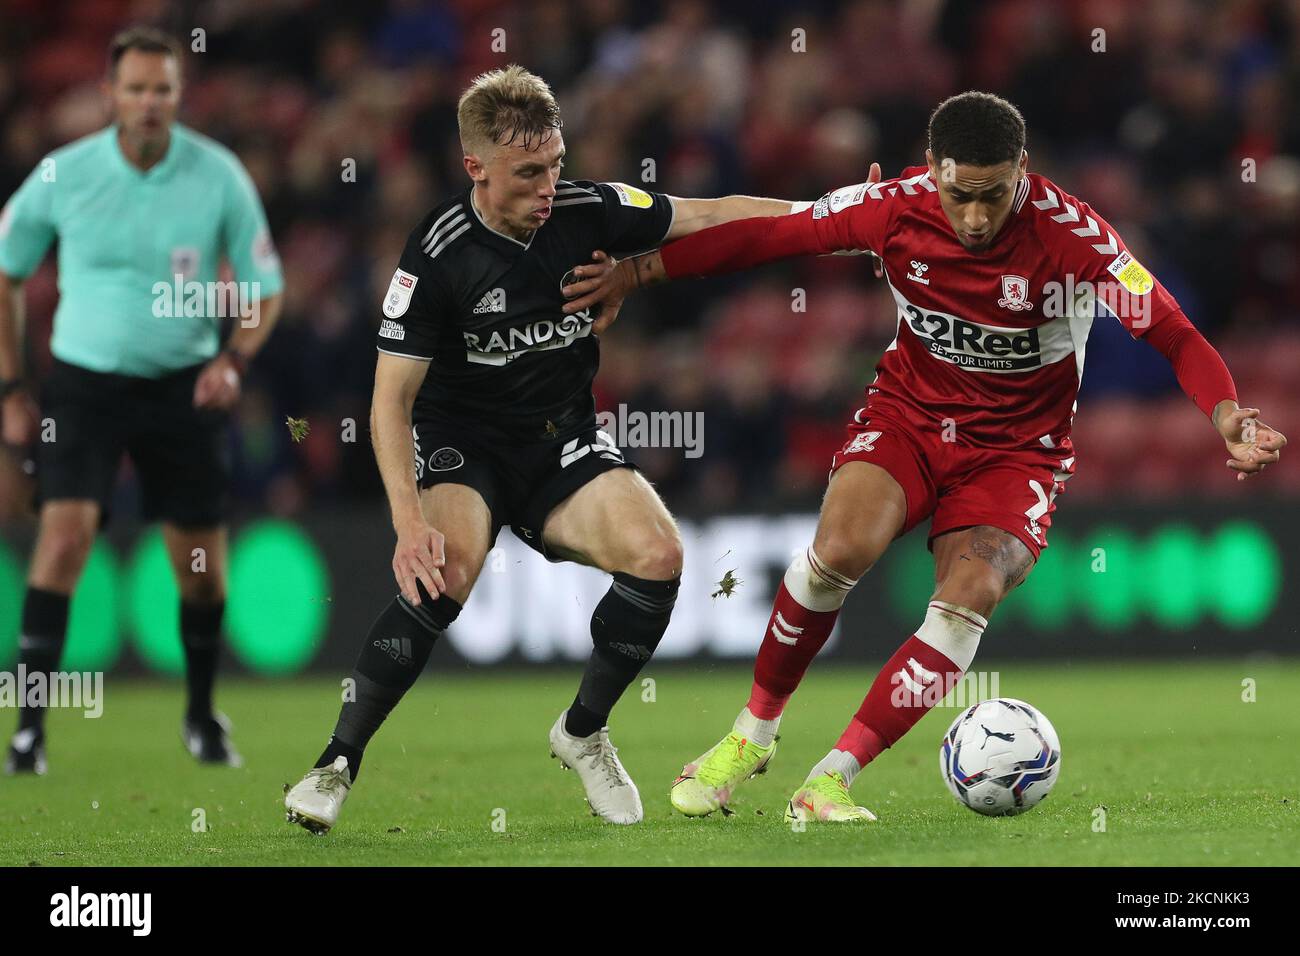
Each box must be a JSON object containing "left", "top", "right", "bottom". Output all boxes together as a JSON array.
[
  {"left": 810, "top": 530, "right": 877, "bottom": 582},
  {"left": 178, "top": 571, "right": 225, "bottom": 605},
  {"left": 438, "top": 560, "right": 478, "bottom": 604},
  {"left": 934, "top": 568, "right": 1005, "bottom": 619},
  {"left": 624, "top": 529, "right": 683, "bottom": 581},
  {"left": 36, "top": 525, "right": 95, "bottom": 583}
]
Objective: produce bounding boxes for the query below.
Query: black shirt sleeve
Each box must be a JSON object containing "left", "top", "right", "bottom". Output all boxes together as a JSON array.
[
  {"left": 376, "top": 228, "right": 447, "bottom": 360},
  {"left": 592, "top": 181, "right": 674, "bottom": 255}
]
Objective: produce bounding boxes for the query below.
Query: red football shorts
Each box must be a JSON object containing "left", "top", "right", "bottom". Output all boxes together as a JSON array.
[{"left": 829, "top": 400, "right": 1076, "bottom": 559}]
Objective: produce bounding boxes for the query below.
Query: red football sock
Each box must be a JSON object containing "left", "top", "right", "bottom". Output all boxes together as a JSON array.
[
  {"left": 747, "top": 549, "right": 856, "bottom": 719},
  {"left": 837, "top": 602, "right": 987, "bottom": 767}
]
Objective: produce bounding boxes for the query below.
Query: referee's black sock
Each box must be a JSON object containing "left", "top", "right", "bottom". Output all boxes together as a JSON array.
[
  {"left": 181, "top": 600, "right": 225, "bottom": 722},
  {"left": 15, "top": 587, "right": 71, "bottom": 734},
  {"left": 564, "top": 573, "right": 680, "bottom": 738},
  {"left": 315, "top": 584, "right": 460, "bottom": 781}
]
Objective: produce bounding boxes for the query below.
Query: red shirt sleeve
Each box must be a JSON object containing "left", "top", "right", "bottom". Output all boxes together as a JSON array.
[
  {"left": 660, "top": 179, "right": 895, "bottom": 279},
  {"left": 1142, "top": 311, "right": 1238, "bottom": 418},
  {"left": 1034, "top": 181, "right": 1181, "bottom": 339}
]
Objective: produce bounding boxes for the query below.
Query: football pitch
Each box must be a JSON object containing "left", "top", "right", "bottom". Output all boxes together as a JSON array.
[{"left": 2, "top": 660, "right": 1296, "bottom": 867}]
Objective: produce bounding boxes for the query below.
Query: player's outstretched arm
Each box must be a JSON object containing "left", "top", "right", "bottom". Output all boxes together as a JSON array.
[
  {"left": 372, "top": 351, "right": 447, "bottom": 604},
  {"left": 563, "top": 165, "right": 886, "bottom": 317},
  {"left": 662, "top": 194, "right": 797, "bottom": 241},
  {"left": 1214, "top": 401, "right": 1286, "bottom": 482},
  {"left": 663, "top": 163, "right": 883, "bottom": 241},
  {"left": 1142, "top": 314, "right": 1286, "bottom": 481}
]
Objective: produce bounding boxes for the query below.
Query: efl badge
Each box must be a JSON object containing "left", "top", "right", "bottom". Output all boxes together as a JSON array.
[
  {"left": 998, "top": 275, "right": 1032, "bottom": 312},
  {"left": 383, "top": 268, "right": 418, "bottom": 319}
]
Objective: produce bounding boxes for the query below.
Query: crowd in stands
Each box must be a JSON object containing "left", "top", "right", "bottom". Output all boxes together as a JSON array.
[{"left": 2, "top": 0, "right": 1297, "bottom": 525}]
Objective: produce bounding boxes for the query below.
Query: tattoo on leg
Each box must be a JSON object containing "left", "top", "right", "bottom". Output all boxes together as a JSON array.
[{"left": 969, "top": 527, "right": 1033, "bottom": 591}]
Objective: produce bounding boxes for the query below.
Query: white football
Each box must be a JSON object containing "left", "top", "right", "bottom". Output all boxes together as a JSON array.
[{"left": 940, "top": 698, "right": 1061, "bottom": 816}]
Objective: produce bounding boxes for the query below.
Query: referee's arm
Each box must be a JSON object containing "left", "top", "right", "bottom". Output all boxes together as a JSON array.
[
  {"left": 193, "top": 154, "right": 285, "bottom": 410},
  {"left": 0, "top": 269, "right": 40, "bottom": 445},
  {"left": 192, "top": 290, "right": 283, "bottom": 409}
]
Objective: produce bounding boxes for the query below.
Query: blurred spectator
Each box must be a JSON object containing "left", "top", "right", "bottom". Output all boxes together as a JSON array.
[{"left": 0, "top": 0, "right": 1296, "bottom": 523}]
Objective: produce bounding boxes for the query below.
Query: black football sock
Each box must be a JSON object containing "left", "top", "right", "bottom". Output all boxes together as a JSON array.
[
  {"left": 315, "top": 585, "right": 461, "bottom": 780},
  {"left": 15, "top": 587, "right": 71, "bottom": 734},
  {"left": 564, "top": 572, "right": 679, "bottom": 738},
  {"left": 181, "top": 600, "right": 225, "bottom": 722}
]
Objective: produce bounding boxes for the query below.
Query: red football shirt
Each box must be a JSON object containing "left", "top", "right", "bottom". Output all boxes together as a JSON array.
[{"left": 664, "top": 167, "right": 1186, "bottom": 451}]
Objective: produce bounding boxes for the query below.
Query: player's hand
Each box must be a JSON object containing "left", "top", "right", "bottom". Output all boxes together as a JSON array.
[
  {"left": 864, "top": 161, "right": 885, "bottom": 279},
  {"left": 562, "top": 250, "right": 632, "bottom": 328},
  {"left": 1, "top": 389, "right": 40, "bottom": 445},
  {"left": 392, "top": 516, "right": 446, "bottom": 605},
  {"left": 193, "top": 353, "right": 242, "bottom": 410},
  {"left": 1218, "top": 405, "right": 1286, "bottom": 481}
]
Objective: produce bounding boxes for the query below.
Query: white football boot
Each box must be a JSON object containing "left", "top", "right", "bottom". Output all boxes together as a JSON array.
[
  {"left": 548, "top": 713, "right": 643, "bottom": 824},
  {"left": 284, "top": 756, "right": 353, "bottom": 835}
]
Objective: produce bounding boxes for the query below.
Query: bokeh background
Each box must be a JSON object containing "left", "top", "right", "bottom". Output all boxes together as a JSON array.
[{"left": 0, "top": 0, "right": 1295, "bottom": 674}]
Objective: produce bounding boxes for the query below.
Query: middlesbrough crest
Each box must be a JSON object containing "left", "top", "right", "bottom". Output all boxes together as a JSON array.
[{"left": 997, "top": 275, "right": 1032, "bottom": 312}]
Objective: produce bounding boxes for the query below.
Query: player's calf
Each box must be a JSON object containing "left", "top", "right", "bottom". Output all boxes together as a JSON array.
[
  {"left": 564, "top": 571, "right": 679, "bottom": 738},
  {"left": 285, "top": 583, "right": 460, "bottom": 834},
  {"left": 552, "top": 571, "right": 678, "bottom": 823}
]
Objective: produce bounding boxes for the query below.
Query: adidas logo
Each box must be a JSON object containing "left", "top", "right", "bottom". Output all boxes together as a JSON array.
[
  {"left": 771, "top": 611, "right": 803, "bottom": 646},
  {"left": 472, "top": 288, "right": 507, "bottom": 314},
  {"left": 374, "top": 636, "right": 413, "bottom": 666},
  {"left": 609, "top": 642, "right": 651, "bottom": 661}
]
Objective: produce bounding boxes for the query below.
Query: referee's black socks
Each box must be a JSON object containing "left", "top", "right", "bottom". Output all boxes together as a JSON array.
[
  {"left": 14, "top": 587, "right": 70, "bottom": 734},
  {"left": 181, "top": 600, "right": 225, "bottom": 722},
  {"left": 315, "top": 583, "right": 460, "bottom": 780},
  {"left": 564, "top": 572, "right": 680, "bottom": 739}
]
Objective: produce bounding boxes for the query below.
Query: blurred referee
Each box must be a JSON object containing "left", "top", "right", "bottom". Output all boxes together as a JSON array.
[{"left": 0, "top": 27, "right": 284, "bottom": 772}]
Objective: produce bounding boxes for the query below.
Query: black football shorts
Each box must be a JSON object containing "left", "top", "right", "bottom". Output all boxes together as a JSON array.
[
  {"left": 35, "top": 358, "right": 230, "bottom": 528},
  {"left": 412, "top": 417, "right": 636, "bottom": 560}
]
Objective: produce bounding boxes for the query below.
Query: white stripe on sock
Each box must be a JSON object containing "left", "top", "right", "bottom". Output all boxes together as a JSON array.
[
  {"left": 914, "top": 601, "right": 986, "bottom": 671},
  {"left": 782, "top": 547, "right": 856, "bottom": 612}
]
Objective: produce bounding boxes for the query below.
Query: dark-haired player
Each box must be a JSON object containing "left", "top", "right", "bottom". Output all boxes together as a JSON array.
[
  {"left": 561, "top": 91, "right": 1286, "bottom": 822},
  {"left": 284, "top": 65, "right": 805, "bottom": 830}
]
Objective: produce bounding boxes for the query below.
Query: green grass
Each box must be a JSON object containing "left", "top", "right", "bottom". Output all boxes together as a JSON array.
[{"left": 2, "top": 660, "right": 1296, "bottom": 866}]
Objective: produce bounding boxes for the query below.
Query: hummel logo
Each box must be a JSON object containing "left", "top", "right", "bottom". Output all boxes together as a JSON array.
[
  {"left": 980, "top": 724, "right": 1016, "bottom": 748},
  {"left": 896, "top": 656, "right": 939, "bottom": 694},
  {"left": 472, "top": 287, "right": 507, "bottom": 314},
  {"left": 907, "top": 260, "right": 930, "bottom": 285},
  {"left": 374, "top": 636, "right": 413, "bottom": 666},
  {"left": 844, "top": 430, "right": 881, "bottom": 455},
  {"left": 771, "top": 611, "right": 804, "bottom": 646}
]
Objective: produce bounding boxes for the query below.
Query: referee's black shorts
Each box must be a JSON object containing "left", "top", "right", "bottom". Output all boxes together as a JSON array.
[{"left": 35, "top": 358, "right": 230, "bottom": 528}]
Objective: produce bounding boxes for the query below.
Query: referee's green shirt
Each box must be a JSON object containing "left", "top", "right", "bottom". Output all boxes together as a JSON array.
[{"left": 0, "top": 124, "right": 284, "bottom": 377}]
